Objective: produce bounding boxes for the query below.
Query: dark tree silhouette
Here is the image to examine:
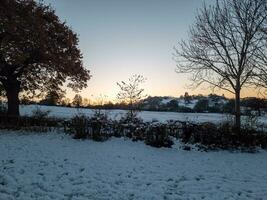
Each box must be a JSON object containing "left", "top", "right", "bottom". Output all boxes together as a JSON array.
[
  {"left": 40, "top": 89, "right": 65, "bottom": 106},
  {"left": 242, "top": 97, "right": 267, "bottom": 116},
  {"left": 194, "top": 99, "right": 209, "bottom": 113},
  {"left": 0, "top": 0, "right": 91, "bottom": 116},
  {"left": 184, "top": 92, "right": 191, "bottom": 104},
  {"left": 72, "top": 94, "right": 83, "bottom": 107},
  {"left": 174, "top": 0, "right": 267, "bottom": 132}
]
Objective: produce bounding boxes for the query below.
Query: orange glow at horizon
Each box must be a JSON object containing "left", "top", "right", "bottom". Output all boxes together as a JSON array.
[
  {"left": 42, "top": 0, "right": 266, "bottom": 103},
  {"left": 65, "top": 80, "right": 265, "bottom": 103}
]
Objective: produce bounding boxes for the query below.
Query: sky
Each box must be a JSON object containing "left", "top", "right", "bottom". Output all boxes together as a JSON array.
[{"left": 43, "top": 0, "right": 255, "bottom": 102}]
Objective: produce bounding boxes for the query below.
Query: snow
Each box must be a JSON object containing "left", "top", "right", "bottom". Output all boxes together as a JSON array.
[
  {"left": 0, "top": 131, "right": 267, "bottom": 200},
  {"left": 20, "top": 104, "right": 267, "bottom": 126},
  {"left": 177, "top": 99, "right": 198, "bottom": 109},
  {"left": 159, "top": 97, "right": 198, "bottom": 109},
  {"left": 160, "top": 98, "right": 173, "bottom": 105}
]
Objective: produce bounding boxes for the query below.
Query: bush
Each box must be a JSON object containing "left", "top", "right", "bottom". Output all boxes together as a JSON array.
[
  {"left": 112, "top": 120, "right": 125, "bottom": 138},
  {"left": 180, "top": 121, "right": 266, "bottom": 151},
  {"left": 31, "top": 106, "right": 50, "bottom": 121},
  {"left": 67, "top": 114, "right": 90, "bottom": 139},
  {"left": 132, "top": 123, "right": 147, "bottom": 141},
  {"left": 191, "top": 122, "right": 218, "bottom": 146},
  {"left": 118, "top": 111, "right": 144, "bottom": 139},
  {"left": 90, "top": 118, "right": 107, "bottom": 141},
  {"left": 180, "top": 122, "right": 196, "bottom": 143},
  {"left": 0, "top": 115, "right": 60, "bottom": 132},
  {"left": 28, "top": 106, "right": 60, "bottom": 129},
  {"left": 0, "top": 102, "right": 7, "bottom": 115},
  {"left": 66, "top": 110, "right": 111, "bottom": 141},
  {"left": 242, "top": 112, "right": 262, "bottom": 131},
  {"left": 258, "top": 135, "right": 267, "bottom": 149},
  {"left": 145, "top": 122, "right": 173, "bottom": 148},
  {"left": 166, "top": 120, "right": 184, "bottom": 139},
  {"left": 90, "top": 110, "right": 110, "bottom": 141},
  {"left": 119, "top": 111, "right": 143, "bottom": 125}
]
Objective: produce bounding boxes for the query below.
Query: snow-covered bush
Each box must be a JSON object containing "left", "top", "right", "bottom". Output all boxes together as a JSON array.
[
  {"left": 66, "top": 110, "right": 110, "bottom": 141},
  {"left": 145, "top": 122, "right": 173, "bottom": 148},
  {"left": 0, "top": 104, "right": 61, "bottom": 131},
  {"left": 118, "top": 112, "right": 144, "bottom": 139},
  {"left": 119, "top": 111, "right": 143, "bottom": 125},
  {"left": 191, "top": 122, "right": 219, "bottom": 148},
  {"left": 132, "top": 123, "right": 147, "bottom": 141},
  {"left": 242, "top": 112, "right": 262, "bottom": 131},
  {"left": 178, "top": 122, "right": 196, "bottom": 143},
  {"left": 29, "top": 106, "right": 61, "bottom": 130},
  {"left": 112, "top": 120, "right": 124, "bottom": 137},
  {"left": 90, "top": 119, "right": 107, "bottom": 141},
  {"left": 89, "top": 110, "right": 110, "bottom": 141},
  {"left": 68, "top": 114, "right": 90, "bottom": 139},
  {"left": 183, "top": 121, "right": 267, "bottom": 151},
  {"left": 60, "top": 111, "right": 267, "bottom": 150},
  {"left": 166, "top": 120, "right": 184, "bottom": 138}
]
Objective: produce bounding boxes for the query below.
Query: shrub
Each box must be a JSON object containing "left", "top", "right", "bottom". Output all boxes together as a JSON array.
[
  {"left": 68, "top": 114, "right": 89, "bottom": 139},
  {"left": 112, "top": 120, "right": 124, "bottom": 137},
  {"left": 31, "top": 106, "right": 50, "bottom": 121},
  {"left": 166, "top": 120, "right": 184, "bottom": 139},
  {"left": 0, "top": 102, "right": 7, "bottom": 115},
  {"left": 65, "top": 110, "right": 110, "bottom": 141},
  {"left": 132, "top": 123, "right": 147, "bottom": 141},
  {"left": 120, "top": 111, "right": 143, "bottom": 124},
  {"left": 242, "top": 112, "right": 262, "bottom": 131},
  {"left": 191, "top": 122, "right": 218, "bottom": 146},
  {"left": 181, "top": 121, "right": 266, "bottom": 151},
  {"left": 119, "top": 111, "right": 144, "bottom": 139},
  {"left": 258, "top": 135, "right": 267, "bottom": 149},
  {"left": 28, "top": 106, "right": 60, "bottom": 129},
  {"left": 145, "top": 122, "right": 173, "bottom": 148},
  {"left": 90, "top": 118, "right": 106, "bottom": 141},
  {"left": 180, "top": 122, "right": 196, "bottom": 143},
  {"left": 90, "top": 110, "right": 110, "bottom": 141}
]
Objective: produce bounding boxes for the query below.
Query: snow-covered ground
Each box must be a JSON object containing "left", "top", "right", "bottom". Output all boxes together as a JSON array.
[
  {"left": 0, "top": 132, "right": 267, "bottom": 200},
  {"left": 20, "top": 104, "right": 267, "bottom": 125}
]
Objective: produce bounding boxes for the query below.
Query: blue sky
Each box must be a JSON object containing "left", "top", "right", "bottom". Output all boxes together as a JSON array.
[{"left": 44, "top": 0, "right": 220, "bottom": 101}]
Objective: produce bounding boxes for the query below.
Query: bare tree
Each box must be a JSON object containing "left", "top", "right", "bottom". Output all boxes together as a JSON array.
[
  {"left": 174, "top": 0, "right": 267, "bottom": 132},
  {"left": 254, "top": 65, "right": 267, "bottom": 96},
  {"left": 117, "top": 75, "right": 146, "bottom": 120}
]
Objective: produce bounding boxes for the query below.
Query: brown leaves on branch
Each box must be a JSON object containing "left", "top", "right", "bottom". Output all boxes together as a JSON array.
[{"left": 0, "top": 0, "right": 91, "bottom": 95}]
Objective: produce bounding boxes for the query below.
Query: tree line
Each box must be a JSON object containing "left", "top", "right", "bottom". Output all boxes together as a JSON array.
[{"left": 14, "top": 91, "right": 267, "bottom": 116}]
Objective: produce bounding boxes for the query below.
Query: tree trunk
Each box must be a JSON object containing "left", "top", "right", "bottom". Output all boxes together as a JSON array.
[
  {"left": 2, "top": 79, "right": 20, "bottom": 117},
  {"left": 234, "top": 88, "right": 241, "bottom": 133}
]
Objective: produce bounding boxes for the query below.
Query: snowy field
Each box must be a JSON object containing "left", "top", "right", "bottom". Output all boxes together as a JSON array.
[
  {"left": 20, "top": 104, "right": 267, "bottom": 125},
  {"left": 1, "top": 132, "right": 267, "bottom": 200}
]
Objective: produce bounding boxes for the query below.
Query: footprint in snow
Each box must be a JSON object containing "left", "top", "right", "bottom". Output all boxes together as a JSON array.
[
  {"left": 167, "top": 178, "right": 174, "bottom": 182},
  {"left": 79, "top": 168, "right": 85, "bottom": 172},
  {"left": 195, "top": 175, "right": 205, "bottom": 181}
]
